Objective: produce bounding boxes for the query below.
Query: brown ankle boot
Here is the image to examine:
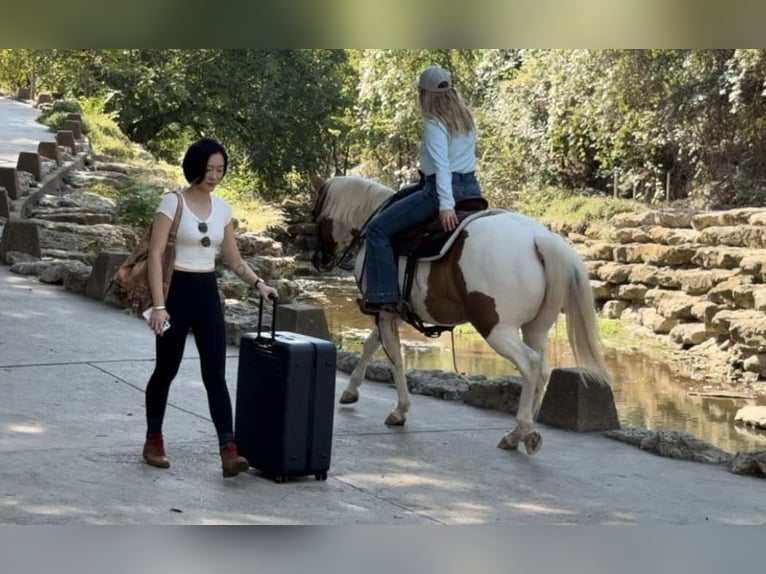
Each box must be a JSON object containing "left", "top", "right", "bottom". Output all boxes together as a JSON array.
[
  {"left": 220, "top": 442, "right": 249, "bottom": 477},
  {"left": 143, "top": 433, "right": 170, "bottom": 468}
]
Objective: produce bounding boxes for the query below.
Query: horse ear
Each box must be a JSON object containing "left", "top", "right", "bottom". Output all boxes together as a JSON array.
[{"left": 309, "top": 173, "right": 325, "bottom": 192}]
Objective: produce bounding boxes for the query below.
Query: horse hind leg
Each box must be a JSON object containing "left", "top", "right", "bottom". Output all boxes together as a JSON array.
[
  {"left": 340, "top": 327, "right": 382, "bottom": 404},
  {"left": 522, "top": 322, "right": 552, "bottom": 420},
  {"left": 483, "top": 322, "right": 546, "bottom": 455}
]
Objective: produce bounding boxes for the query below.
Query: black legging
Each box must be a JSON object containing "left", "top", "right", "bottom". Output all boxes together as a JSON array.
[{"left": 145, "top": 270, "right": 234, "bottom": 444}]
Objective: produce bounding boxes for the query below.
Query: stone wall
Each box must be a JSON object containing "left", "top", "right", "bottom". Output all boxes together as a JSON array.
[{"left": 555, "top": 207, "right": 766, "bottom": 385}]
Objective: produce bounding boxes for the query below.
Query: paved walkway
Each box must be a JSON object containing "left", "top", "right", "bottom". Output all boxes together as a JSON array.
[
  {"left": 1, "top": 265, "right": 765, "bottom": 524},
  {"left": 0, "top": 96, "right": 54, "bottom": 168}
]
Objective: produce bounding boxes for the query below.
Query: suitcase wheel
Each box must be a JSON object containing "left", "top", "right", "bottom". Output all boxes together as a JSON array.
[{"left": 315, "top": 471, "right": 328, "bottom": 481}]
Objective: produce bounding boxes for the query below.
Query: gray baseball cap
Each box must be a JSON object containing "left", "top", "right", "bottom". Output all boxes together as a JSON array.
[{"left": 418, "top": 66, "right": 452, "bottom": 92}]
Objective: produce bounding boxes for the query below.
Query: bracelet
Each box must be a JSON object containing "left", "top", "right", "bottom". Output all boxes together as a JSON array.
[
  {"left": 153, "top": 305, "right": 166, "bottom": 311},
  {"left": 254, "top": 279, "right": 263, "bottom": 289}
]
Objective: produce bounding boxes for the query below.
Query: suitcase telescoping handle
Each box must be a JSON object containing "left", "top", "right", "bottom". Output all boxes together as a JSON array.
[{"left": 256, "top": 293, "right": 279, "bottom": 342}]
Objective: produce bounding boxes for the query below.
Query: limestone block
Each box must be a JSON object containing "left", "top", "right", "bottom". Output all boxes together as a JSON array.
[
  {"left": 690, "top": 301, "right": 719, "bottom": 326},
  {"left": 615, "top": 228, "right": 650, "bottom": 244},
  {"left": 274, "top": 302, "right": 332, "bottom": 341},
  {"left": 657, "top": 210, "right": 697, "bottom": 228},
  {"left": 629, "top": 263, "right": 661, "bottom": 286},
  {"left": 596, "top": 261, "right": 632, "bottom": 283},
  {"left": 0, "top": 220, "right": 41, "bottom": 262},
  {"left": 612, "top": 244, "right": 643, "bottom": 263},
  {"left": 17, "top": 151, "right": 41, "bottom": 181},
  {"left": 691, "top": 246, "right": 746, "bottom": 269},
  {"left": 462, "top": 376, "right": 523, "bottom": 414},
  {"left": 617, "top": 283, "right": 647, "bottom": 303},
  {"left": 537, "top": 368, "right": 620, "bottom": 432},
  {"left": 590, "top": 280, "right": 615, "bottom": 302},
  {"left": 708, "top": 275, "right": 754, "bottom": 306},
  {"left": 0, "top": 187, "right": 9, "bottom": 220},
  {"left": 742, "top": 355, "right": 766, "bottom": 377},
  {"left": 602, "top": 299, "right": 629, "bottom": 319},
  {"left": 644, "top": 288, "right": 697, "bottom": 320},
  {"left": 85, "top": 251, "right": 128, "bottom": 301},
  {"left": 0, "top": 167, "right": 20, "bottom": 200},
  {"left": 734, "top": 405, "right": 766, "bottom": 429},
  {"left": 647, "top": 226, "right": 701, "bottom": 246},
  {"left": 669, "top": 322, "right": 714, "bottom": 347},
  {"left": 37, "top": 141, "right": 62, "bottom": 165},
  {"left": 610, "top": 211, "right": 658, "bottom": 228},
  {"left": 63, "top": 263, "right": 92, "bottom": 294},
  {"left": 62, "top": 120, "right": 83, "bottom": 140},
  {"left": 640, "top": 307, "right": 679, "bottom": 334},
  {"left": 56, "top": 130, "right": 76, "bottom": 152},
  {"left": 584, "top": 260, "right": 604, "bottom": 278},
  {"left": 638, "top": 244, "right": 696, "bottom": 266},
  {"left": 699, "top": 225, "right": 766, "bottom": 249}
]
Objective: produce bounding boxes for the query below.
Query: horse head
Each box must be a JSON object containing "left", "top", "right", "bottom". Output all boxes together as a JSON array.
[{"left": 309, "top": 174, "right": 394, "bottom": 272}]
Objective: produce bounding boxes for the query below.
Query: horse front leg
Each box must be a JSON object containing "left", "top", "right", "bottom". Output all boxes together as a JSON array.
[
  {"left": 340, "top": 327, "right": 382, "bottom": 404},
  {"left": 377, "top": 312, "right": 410, "bottom": 426}
]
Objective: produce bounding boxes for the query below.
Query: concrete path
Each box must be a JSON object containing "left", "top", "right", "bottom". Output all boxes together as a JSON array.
[
  {"left": 0, "top": 95, "right": 54, "bottom": 167},
  {"left": 1, "top": 265, "right": 765, "bottom": 524}
]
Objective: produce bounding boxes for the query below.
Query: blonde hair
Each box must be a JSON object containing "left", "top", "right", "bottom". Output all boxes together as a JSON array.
[{"left": 418, "top": 88, "right": 475, "bottom": 135}]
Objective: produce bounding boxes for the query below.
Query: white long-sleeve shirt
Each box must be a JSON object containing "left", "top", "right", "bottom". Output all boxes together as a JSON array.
[{"left": 418, "top": 118, "right": 477, "bottom": 210}]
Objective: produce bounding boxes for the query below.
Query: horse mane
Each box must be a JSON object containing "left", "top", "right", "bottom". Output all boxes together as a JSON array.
[{"left": 319, "top": 176, "right": 395, "bottom": 230}]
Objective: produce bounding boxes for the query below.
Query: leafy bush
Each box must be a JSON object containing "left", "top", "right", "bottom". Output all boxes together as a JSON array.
[
  {"left": 51, "top": 99, "right": 82, "bottom": 113},
  {"left": 38, "top": 109, "right": 91, "bottom": 134},
  {"left": 80, "top": 96, "right": 135, "bottom": 161},
  {"left": 513, "top": 187, "right": 640, "bottom": 232},
  {"left": 116, "top": 185, "right": 165, "bottom": 229}
]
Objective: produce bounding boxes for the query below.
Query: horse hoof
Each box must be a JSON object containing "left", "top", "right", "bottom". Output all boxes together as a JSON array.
[
  {"left": 339, "top": 390, "right": 359, "bottom": 404},
  {"left": 523, "top": 432, "right": 543, "bottom": 455},
  {"left": 497, "top": 434, "right": 519, "bottom": 450},
  {"left": 385, "top": 412, "right": 406, "bottom": 426}
]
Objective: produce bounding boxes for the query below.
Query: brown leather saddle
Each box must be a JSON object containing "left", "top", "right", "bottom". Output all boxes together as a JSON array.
[
  {"left": 390, "top": 196, "right": 489, "bottom": 259},
  {"left": 369, "top": 194, "right": 489, "bottom": 336}
]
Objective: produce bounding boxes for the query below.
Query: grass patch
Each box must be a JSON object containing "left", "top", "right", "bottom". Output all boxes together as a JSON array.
[
  {"left": 216, "top": 183, "right": 284, "bottom": 232},
  {"left": 511, "top": 187, "right": 641, "bottom": 232}
]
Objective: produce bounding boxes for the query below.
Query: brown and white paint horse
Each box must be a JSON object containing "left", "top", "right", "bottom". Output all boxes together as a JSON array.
[{"left": 310, "top": 174, "right": 610, "bottom": 454}]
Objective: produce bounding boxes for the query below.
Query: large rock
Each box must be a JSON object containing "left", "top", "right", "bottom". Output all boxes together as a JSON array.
[
  {"left": 536, "top": 368, "right": 620, "bottom": 432},
  {"left": 729, "top": 450, "right": 766, "bottom": 477},
  {"left": 0, "top": 187, "right": 10, "bottom": 220},
  {"left": 734, "top": 405, "right": 766, "bottom": 430},
  {"left": 462, "top": 376, "right": 523, "bottom": 414},
  {"left": 85, "top": 251, "right": 128, "bottom": 301},
  {"left": 274, "top": 302, "right": 331, "bottom": 341},
  {"left": 0, "top": 220, "right": 41, "bottom": 262},
  {"left": 604, "top": 427, "right": 734, "bottom": 464}
]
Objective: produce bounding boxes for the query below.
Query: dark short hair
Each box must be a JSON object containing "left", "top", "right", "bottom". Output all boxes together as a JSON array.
[{"left": 182, "top": 137, "right": 229, "bottom": 184}]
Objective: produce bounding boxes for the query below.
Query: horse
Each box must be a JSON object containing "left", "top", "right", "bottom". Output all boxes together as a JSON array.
[{"left": 309, "top": 174, "right": 610, "bottom": 455}]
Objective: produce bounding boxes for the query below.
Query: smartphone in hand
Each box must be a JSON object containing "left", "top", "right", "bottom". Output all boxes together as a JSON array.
[{"left": 142, "top": 308, "right": 171, "bottom": 332}]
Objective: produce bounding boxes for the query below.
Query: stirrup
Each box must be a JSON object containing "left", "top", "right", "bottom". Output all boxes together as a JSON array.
[{"left": 357, "top": 298, "right": 399, "bottom": 316}]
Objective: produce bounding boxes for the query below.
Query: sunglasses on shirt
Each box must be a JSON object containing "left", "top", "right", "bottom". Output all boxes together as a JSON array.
[{"left": 198, "top": 222, "right": 211, "bottom": 247}]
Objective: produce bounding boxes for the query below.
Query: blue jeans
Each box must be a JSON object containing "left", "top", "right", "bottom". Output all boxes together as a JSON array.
[{"left": 364, "top": 172, "right": 481, "bottom": 303}]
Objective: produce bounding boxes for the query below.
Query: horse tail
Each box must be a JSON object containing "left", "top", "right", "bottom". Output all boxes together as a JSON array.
[{"left": 533, "top": 231, "right": 611, "bottom": 385}]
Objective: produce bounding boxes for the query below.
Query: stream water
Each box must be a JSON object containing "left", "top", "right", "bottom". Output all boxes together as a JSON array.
[{"left": 294, "top": 273, "right": 766, "bottom": 454}]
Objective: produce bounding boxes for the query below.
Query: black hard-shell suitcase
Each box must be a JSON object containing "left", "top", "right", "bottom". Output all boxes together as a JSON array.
[{"left": 235, "top": 296, "right": 337, "bottom": 483}]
